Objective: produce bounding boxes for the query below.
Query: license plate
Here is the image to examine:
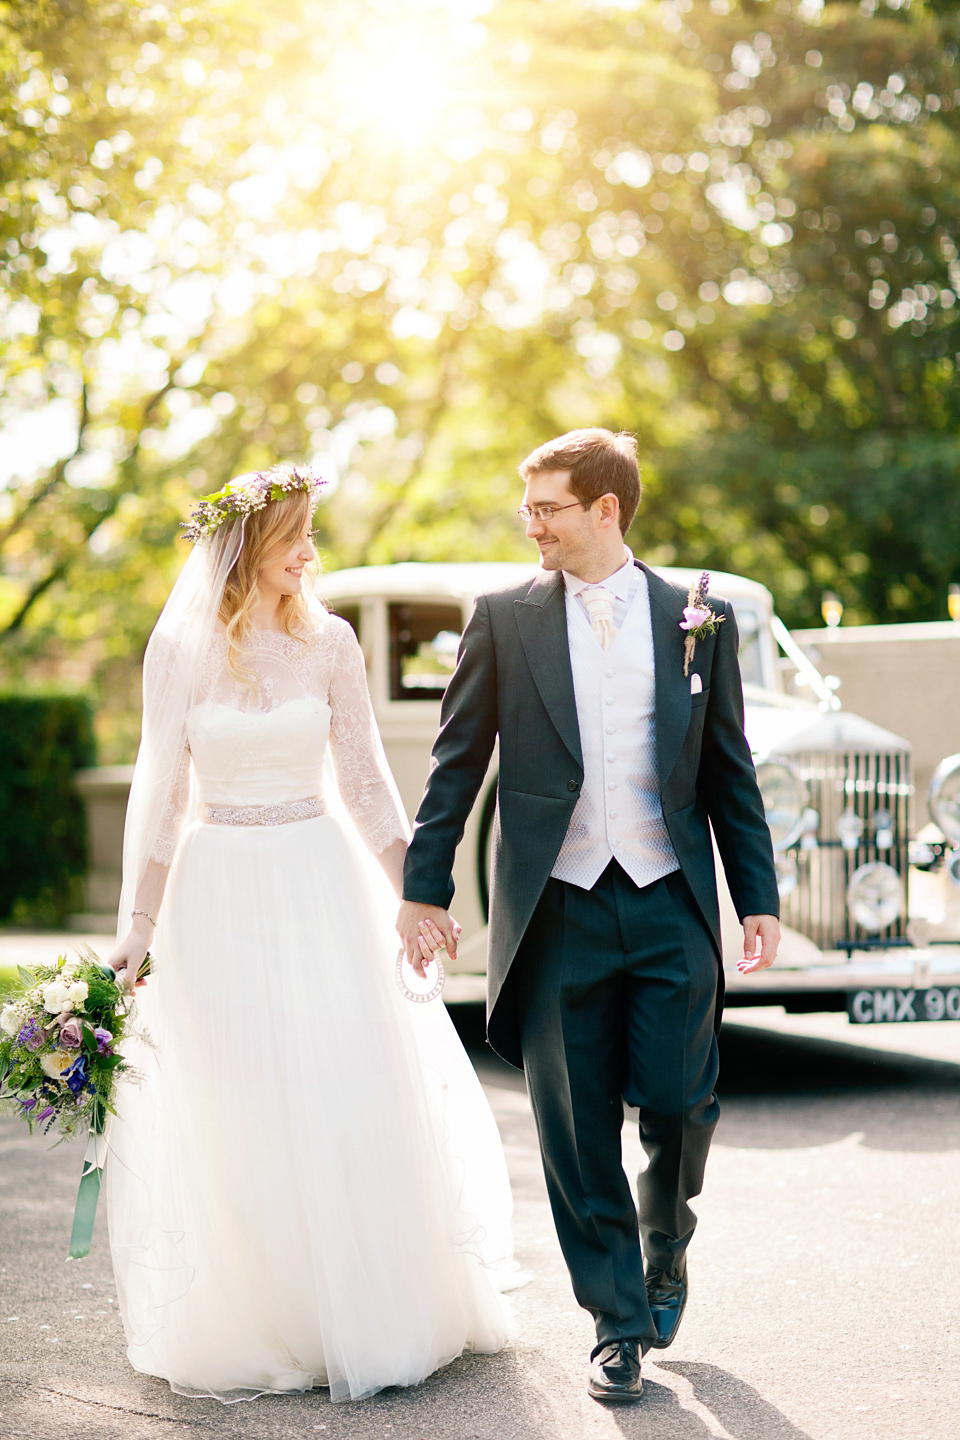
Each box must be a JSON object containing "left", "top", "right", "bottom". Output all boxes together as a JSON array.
[{"left": 847, "top": 987, "right": 960, "bottom": 1024}]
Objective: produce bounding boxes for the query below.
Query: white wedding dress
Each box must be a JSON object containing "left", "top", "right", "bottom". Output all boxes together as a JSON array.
[{"left": 105, "top": 612, "right": 515, "bottom": 1403}]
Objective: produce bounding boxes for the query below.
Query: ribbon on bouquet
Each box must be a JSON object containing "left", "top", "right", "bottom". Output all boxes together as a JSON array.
[
  {"left": 64, "top": 955, "right": 150, "bottom": 1259},
  {"left": 67, "top": 1101, "right": 108, "bottom": 1260}
]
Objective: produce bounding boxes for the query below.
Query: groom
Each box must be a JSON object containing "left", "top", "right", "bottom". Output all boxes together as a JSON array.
[{"left": 398, "top": 428, "right": 780, "bottom": 1403}]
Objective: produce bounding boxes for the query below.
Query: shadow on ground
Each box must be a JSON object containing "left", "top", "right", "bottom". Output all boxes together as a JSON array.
[
  {"left": 716, "top": 1019, "right": 960, "bottom": 1095},
  {"left": 0, "top": 1359, "right": 817, "bottom": 1440},
  {"left": 449, "top": 1003, "right": 960, "bottom": 1155},
  {"left": 449, "top": 1001, "right": 960, "bottom": 1094},
  {"left": 639, "top": 1361, "right": 816, "bottom": 1440}
]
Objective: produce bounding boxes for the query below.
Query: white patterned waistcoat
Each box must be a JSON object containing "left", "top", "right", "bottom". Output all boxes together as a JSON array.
[{"left": 551, "top": 570, "right": 680, "bottom": 892}]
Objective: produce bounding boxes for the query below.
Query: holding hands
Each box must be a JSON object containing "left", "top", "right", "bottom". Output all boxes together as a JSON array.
[
  {"left": 399, "top": 906, "right": 780, "bottom": 979},
  {"left": 397, "top": 901, "right": 461, "bottom": 979}
]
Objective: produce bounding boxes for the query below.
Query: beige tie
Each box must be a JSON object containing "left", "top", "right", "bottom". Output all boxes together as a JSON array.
[{"left": 581, "top": 586, "right": 617, "bottom": 652}]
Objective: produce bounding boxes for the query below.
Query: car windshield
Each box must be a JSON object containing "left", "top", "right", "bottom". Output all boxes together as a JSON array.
[
  {"left": 388, "top": 602, "right": 463, "bottom": 700},
  {"left": 730, "top": 603, "right": 766, "bottom": 688},
  {"left": 382, "top": 593, "right": 770, "bottom": 694}
]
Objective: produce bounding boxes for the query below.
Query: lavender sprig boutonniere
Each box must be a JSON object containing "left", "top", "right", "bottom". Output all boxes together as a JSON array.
[{"left": 680, "top": 571, "right": 724, "bottom": 676}]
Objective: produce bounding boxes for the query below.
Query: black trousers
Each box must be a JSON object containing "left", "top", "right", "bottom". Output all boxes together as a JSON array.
[{"left": 514, "top": 861, "right": 720, "bottom": 1354}]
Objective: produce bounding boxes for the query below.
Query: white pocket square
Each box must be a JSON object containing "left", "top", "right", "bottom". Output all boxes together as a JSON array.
[{"left": 690, "top": 673, "right": 703, "bottom": 695}]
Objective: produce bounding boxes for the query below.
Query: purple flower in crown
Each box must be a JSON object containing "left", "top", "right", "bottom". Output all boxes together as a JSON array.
[
  {"left": 681, "top": 572, "right": 724, "bottom": 677},
  {"left": 181, "top": 463, "right": 328, "bottom": 544}
]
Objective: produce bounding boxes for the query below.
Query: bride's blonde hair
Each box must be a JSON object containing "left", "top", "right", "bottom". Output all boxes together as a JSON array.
[{"left": 219, "top": 489, "right": 317, "bottom": 684}]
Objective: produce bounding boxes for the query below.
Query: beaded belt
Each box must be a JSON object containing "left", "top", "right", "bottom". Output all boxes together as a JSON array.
[{"left": 201, "top": 796, "right": 327, "bottom": 827}]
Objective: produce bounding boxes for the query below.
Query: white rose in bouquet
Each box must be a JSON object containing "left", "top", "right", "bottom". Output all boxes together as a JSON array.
[
  {"left": 40, "top": 1049, "right": 73, "bottom": 1081},
  {"left": 66, "top": 981, "right": 89, "bottom": 1007},
  {"left": 1, "top": 1002, "right": 24, "bottom": 1035},
  {"left": 42, "top": 981, "right": 71, "bottom": 1014}
]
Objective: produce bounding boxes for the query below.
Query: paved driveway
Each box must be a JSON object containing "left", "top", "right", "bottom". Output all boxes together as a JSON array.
[{"left": 1, "top": 1008, "right": 957, "bottom": 1440}]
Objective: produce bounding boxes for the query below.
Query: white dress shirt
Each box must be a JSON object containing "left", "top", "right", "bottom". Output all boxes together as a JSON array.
[{"left": 551, "top": 549, "right": 680, "bottom": 892}]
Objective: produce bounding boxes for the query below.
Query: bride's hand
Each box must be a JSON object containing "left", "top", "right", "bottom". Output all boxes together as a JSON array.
[
  {"left": 106, "top": 920, "right": 152, "bottom": 989},
  {"left": 416, "top": 916, "right": 460, "bottom": 978}
]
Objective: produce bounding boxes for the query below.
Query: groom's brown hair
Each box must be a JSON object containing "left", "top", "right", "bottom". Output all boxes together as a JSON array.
[{"left": 518, "top": 428, "right": 640, "bottom": 535}]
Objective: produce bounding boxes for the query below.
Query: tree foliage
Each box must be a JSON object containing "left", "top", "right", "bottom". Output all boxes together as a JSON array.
[{"left": 1, "top": 0, "right": 958, "bottom": 757}]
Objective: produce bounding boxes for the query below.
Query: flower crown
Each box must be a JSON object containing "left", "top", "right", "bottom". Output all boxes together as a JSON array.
[{"left": 181, "top": 465, "right": 327, "bottom": 544}]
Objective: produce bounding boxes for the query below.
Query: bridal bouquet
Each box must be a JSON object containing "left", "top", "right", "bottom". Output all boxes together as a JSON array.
[{"left": 0, "top": 948, "right": 150, "bottom": 1257}]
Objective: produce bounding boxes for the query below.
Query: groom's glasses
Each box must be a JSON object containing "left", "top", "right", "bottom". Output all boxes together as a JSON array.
[{"left": 517, "top": 501, "right": 587, "bottom": 523}]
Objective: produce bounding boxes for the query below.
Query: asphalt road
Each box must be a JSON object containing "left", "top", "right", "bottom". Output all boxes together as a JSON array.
[{"left": 1, "top": 1008, "right": 958, "bottom": 1440}]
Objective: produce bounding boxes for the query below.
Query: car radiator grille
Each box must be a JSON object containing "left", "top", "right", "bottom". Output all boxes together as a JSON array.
[{"left": 778, "top": 749, "right": 912, "bottom": 951}]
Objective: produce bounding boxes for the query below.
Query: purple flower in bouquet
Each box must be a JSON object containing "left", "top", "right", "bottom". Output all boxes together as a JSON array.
[
  {"left": 58, "top": 1017, "right": 84, "bottom": 1049},
  {"left": 0, "top": 944, "right": 154, "bottom": 1260},
  {"left": 93, "top": 1026, "right": 113, "bottom": 1055},
  {"left": 63, "top": 1055, "right": 95, "bottom": 1098},
  {"left": 17, "top": 1019, "right": 46, "bottom": 1051}
]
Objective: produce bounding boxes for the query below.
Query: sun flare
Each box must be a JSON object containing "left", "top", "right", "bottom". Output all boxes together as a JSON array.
[{"left": 327, "top": 11, "right": 481, "bottom": 153}]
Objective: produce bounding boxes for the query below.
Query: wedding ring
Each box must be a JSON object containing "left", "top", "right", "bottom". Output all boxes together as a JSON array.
[{"left": 396, "top": 947, "right": 445, "bottom": 1004}]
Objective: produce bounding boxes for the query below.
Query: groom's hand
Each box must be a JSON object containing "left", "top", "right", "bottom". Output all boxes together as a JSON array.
[
  {"left": 397, "top": 900, "right": 459, "bottom": 978},
  {"left": 737, "top": 914, "right": 780, "bottom": 973}
]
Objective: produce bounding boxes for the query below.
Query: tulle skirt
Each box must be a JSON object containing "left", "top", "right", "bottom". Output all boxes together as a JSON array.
[{"left": 105, "top": 812, "right": 514, "bottom": 1403}]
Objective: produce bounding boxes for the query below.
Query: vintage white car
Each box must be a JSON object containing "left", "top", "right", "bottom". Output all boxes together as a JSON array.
[{"left": 318, "top": 561, "right": 960, "bottom": 1022}]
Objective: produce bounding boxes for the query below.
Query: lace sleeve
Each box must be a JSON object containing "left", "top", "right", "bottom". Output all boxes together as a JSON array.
[
  {"left": 140, "top": 629, "right": 192, "bottom": 867},
  {"left": 327, "top": 619, "right": 409, "bottom": 855},
  {"left": 150, "top": 739, "right": 191, "bottom": 865}
]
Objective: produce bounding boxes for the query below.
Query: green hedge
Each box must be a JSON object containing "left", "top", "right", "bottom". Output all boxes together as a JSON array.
[{"left": 0, "top": 693, "right": 95, "bottom": 925}]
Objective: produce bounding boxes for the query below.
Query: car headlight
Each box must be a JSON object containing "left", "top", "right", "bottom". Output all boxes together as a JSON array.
[
  {"left": 755, "top": 760, "right": 807, "bottom": 852},
  {"left": 947, "top": 849, "right": 960, "bottom": 889},
  {"left": 929, "top": 754, "right": 960, "bottom": 844},
  {"left": 836, "top": 807, "right": 864, "bottom": 851},
  {"left": 847, "top": 861, "right": 904, "bottom": 933}
]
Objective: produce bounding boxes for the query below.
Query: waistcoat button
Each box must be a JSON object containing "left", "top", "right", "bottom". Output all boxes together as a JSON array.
[{"left": 567, "top": 780, "right": 579, "bottom": 792}]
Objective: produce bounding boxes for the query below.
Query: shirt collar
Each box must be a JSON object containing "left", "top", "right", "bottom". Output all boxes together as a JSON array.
[{"left": 563, "top": 547, "right": 636, "bottom": 602}]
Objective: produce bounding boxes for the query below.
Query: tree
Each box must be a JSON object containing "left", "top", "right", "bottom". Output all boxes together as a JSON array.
[
  {"left": 2, "top": 0, "right": 959, "bottom": 760},
  {"left": 0, "top": 0, "right": 265, "bottom": 748},
  {"left": 652, "top": 0, "right": 960, "bottom": 625}
]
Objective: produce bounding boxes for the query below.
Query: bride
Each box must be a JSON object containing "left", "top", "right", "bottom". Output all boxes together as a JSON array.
[{"left": 105, "top": 465, "right": 516, "bottom": 1403}]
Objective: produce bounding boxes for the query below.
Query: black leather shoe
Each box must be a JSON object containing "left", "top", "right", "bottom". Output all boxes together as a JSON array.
[
  {"left": 646, "top": 1260, "right": 688, "bottom": 1349},
  {"left": 587, "top": 1339, "right": 643, "bottom": 1404}
]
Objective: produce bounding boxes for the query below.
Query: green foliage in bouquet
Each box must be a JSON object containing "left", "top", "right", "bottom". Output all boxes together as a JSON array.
[
  {"left": 0, "top": 692, "right": 95, "bottom": 924},
  {"left": 0, "top": 948, "right": 149, "bottom": 1139}
]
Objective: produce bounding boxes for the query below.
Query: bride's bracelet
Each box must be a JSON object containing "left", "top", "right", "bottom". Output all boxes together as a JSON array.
[{"left": 132, "top": 909, "right": 156, "bottom": 928}]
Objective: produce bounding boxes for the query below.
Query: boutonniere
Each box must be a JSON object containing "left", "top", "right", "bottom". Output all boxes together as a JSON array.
[{"left": 680, "top": 571, "right": 724, "bottom": 676}]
